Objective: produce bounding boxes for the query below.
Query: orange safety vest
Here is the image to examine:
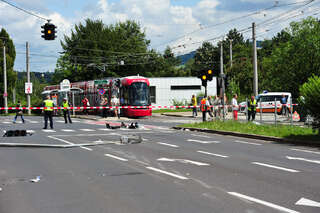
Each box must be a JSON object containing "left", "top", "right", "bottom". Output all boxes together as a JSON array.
[{"left": 200, "top": 98, "right": 207, "bottom": 112}]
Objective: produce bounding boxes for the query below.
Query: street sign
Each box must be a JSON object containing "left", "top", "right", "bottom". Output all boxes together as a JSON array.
[
  {"left": 60, "top": 79, "right": 70, "bottom": 91},
  {"left": 25, "top": 83, "right": 33, "bottom": 94},
  {"left": 99, "top": 88, "right": 105, "bottom": 95}
]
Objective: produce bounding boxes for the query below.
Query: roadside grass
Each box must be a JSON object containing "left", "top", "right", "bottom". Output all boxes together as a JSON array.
[
  {"left": 152, "top": 108, "right": 192, "bottom": 113},
  {"left": 180, "top": 120, "right": 319, "bottom": 142}
]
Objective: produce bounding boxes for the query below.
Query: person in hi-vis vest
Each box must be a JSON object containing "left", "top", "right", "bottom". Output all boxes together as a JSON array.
[
  {"left": 200, "top": 96, "right": 207, "bottom": 122},
  {"left": 43, "top": 95, "right": 54, "bottom": 129},
  {"left": 62, "top": 98, "right": 72, "bottom": 124}
]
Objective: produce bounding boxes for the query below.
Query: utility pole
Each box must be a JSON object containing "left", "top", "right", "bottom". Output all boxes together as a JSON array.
[
  {"left": 26, "top": 42, "right": 31, "bottom": 115},
  {"left": 3, "top": 42, "right": 8, "bottom": 114},
  {"left": 220, "top": 41, "right": 225, "bottom": 121},
  {"left": 252, "top": 22, "right": 258, "bottom": 96},
  {"left": 229, "top": 39, "right": 233, "bottom": 68}
]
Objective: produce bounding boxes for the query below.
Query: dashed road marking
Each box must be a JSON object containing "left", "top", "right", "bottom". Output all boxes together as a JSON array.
[
  {"left": 286, "top": 156, "right": 320, "bottom": 165},
  {"left": 197, "top": 150, "right": 229, "bottom": 158},
  {"left": 146, "top": 167, "right": 189, "bottom": 180},
  {"left": 104, "top": 154, "right": 128, "bottom": 161},
  {"left": 191, "top": 134, "right": 211, "bottom": 138},
  {"left": 157, "top": 142, "right": 179, "bottom": 148},
  {"left": 187, "top": 139, "right": 220, "bottom": 144},
  {"left": 234, "top": 140, "right": 262, "bottom": 146},
  {"left": 290, "top": 148, "right": 320, "bottom": 155},
  {"left": 228, "top": 192, "right": 300, "bottom": 213},
  {"left": 252, "top": 162, "right": 299, "bottom": 173},
  {"left": 48, "top": 135, "right": 92, "bottom": 151}
]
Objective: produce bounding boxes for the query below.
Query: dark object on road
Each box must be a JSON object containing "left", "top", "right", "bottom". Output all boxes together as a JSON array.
[
  {"left": 3, "top": 130, "right": 32, "bottom": 137},
  {"left": 128, "top": 122, "right": 139, "bottom": 129},
  {"left": 120, "top": 135, "right": 142, "bottom": 144},
  {"left": 106, "top": 123, "right": 120, "bottom": 129},
  {"left": 121, "top": 122, "right": 127, "bottom": 128}
]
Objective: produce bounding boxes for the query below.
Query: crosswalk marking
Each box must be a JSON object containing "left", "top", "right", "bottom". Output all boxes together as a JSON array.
[
  {"left": 61, "top": 129, "right": 75, "bottom": 132},
  {"left": 42, "top": 129, "right": 56, "bottom": 133},
  {"left": 98, "top": 128, "right": 112, "bottom": 131},
  {"left": 79, "top": 129, "right": 96, "bottom": 132}
]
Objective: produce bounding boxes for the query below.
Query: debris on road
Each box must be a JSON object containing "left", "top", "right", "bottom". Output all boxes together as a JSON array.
[
  {"left": 3, "top": 130, "right": 33, "bottom": 137},
  {"left": 30, "top": 176, "right": 41, "bottom": 183},
  {"left": 120, "top": 135, "right": 142, "bottom": 144}
]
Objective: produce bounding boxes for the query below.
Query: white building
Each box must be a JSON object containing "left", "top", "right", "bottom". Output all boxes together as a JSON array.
[{"left": 148, "top": 77, "right": 217, "bottom": 107}]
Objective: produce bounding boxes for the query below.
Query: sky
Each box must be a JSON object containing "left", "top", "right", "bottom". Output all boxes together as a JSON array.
[{"left": 0, "top": 0, "right": 319, "bottom": 73}]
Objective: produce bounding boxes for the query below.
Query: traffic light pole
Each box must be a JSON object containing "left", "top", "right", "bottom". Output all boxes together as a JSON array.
[
  {"left": 3, "top": 43, "right": 8, "bottom": 114},
  {"left": 26, "top": 42, "right": 31, "bottom": 115}
]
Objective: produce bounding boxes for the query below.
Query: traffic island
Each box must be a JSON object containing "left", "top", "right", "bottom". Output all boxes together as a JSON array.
[{"left": 173, "top": 120, "right": 320, "bottom": 147}]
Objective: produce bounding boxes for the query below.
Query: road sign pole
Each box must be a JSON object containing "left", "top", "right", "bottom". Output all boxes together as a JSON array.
[
  {"left": 3, "top": 43, "right": 8, "bottom": 114},
  {"left": 26, "top": 42, "right": 31, "bottom": 115}
]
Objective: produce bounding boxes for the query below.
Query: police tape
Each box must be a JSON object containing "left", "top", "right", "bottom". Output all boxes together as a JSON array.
[{"left": 0, "top": 103, "right": 297, "bottom": 111}]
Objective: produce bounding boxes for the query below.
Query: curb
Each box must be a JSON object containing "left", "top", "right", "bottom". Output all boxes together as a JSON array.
[
  {"left": 161, "top": 113, "right": 193, "bottom": 118},
  {"left": 172, "top": 127, "right": 320, "bottom": 147}
]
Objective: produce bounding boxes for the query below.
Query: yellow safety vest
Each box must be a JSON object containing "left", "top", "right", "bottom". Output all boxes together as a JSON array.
[
  {"left": 62, "top": 101, "right": 69, "bottom": 111},
  {"left": 192, "top": 97, "right": 197, "bottom": 106},
  {"left": 248, "top": 99, "right": 257, "bottom": 111},
  {"left": 44, "top": 99, "right": 54, "bottom": 111}
]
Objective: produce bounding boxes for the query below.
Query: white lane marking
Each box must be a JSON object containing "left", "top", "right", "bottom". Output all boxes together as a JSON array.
[
  {"left": 79, "top": 129, "right": 95, "bottom": 132},
  {"left": 56, "top": 120, "right": 66, "bottom": 123},
  {"left": 42, "top": 129, "right": 56, "bottom": 133},
  {"left": 72, "top": 120, "right": 80, "bottom": 123},
  {"left": 104, "top": 154, "right": 128, "bottom": 161},
  {"left": 228, "top": 192, "right": 300, "bottom": 213},
  {"left": 197, "top": 150, "right": 229, "bottom": 158},
  {"left": 295, "top": 197, "right": 320, "bottom": 207},
  {"left": 187, "top": 139, "right": 220, "bottom": 144},
  {"left": 97, "top": 128, "right": 112, "bottom": 131},
  {"left": 146, "top": 167, "right": 189, "bottom": 180},
  {"left": 191, "top": 134, "right": 211, "bottom": 138},
  {"left": 286, "top": 156, "right": 320, "bottom": 165},
  {"left": 48, "top": 136, "right": 92, "bottom": 151},
  {"left": 157, "top": 142, "right": 179, "bottom": 148},
  {"left": 234, "top": 140, "right": 261, "bottom": 146},
  {"left": 61, "top": 129, "right": 75, "bottom": 132},
  {"left": 252, "top": 162, "right": 299, "bottom": 173},
  {"left": 157, "top": 158, "right": 210, "bottom": 166},
  {"left": 291, "top": 148, "right": 320, "bottom": 155},
  {"left": 3, "top": 121, "right": 11, "bottom": 124}
]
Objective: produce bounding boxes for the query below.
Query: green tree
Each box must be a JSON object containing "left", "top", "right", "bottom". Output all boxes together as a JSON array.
[
  {"left": 0, "top": 28, "right": 16, "bottom": 107},
  {"left": 55, "top": 19, "right": 159, "bottom": 82},
  {"left": 261, "top": 17, "right": 320, "bottom": 97},
  {"left": 300, "top": 75, "right": 320, "bottom": 134}
]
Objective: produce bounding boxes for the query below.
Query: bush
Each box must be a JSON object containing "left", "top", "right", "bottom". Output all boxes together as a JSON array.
[{"left": 300, "top": 75, "right": 320, "bottom": 133}]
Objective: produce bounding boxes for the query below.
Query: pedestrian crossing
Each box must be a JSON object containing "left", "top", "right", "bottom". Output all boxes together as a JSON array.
[{"left": 1, "top": 119, "right": 82, "bottom": 124}]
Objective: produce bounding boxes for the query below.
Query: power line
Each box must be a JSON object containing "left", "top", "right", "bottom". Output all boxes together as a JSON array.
[
  {"left": 0, "top": 0, "right": 49, "bottom": 21},
  {"left": 153, "top": 0, "right": 314, "bottom": 49}
]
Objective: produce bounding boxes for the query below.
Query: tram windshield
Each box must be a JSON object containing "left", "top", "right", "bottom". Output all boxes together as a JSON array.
[{"left": 129, "top": 82, "right": 150, "bottom": 106}]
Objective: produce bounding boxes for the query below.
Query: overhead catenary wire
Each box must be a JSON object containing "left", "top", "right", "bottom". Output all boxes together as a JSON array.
[
  {"left": 0, "top": 0, "right": 49, "bottom": 21},
  {"left": 153, "top": 0, "right": 315, "bottom": 49}
]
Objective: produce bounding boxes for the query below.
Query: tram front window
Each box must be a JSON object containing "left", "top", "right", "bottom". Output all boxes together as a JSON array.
[{"left": 129, "top": 82, "right": 150, "bottom": 106}]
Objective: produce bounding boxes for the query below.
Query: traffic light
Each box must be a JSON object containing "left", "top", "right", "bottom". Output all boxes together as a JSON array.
[
  {"left": 41, "top": 22, "right": 57, "bottom": 40},
  {"left": 207, "top": 69, "right": 213, "bottom": 81},
  {"left": 197, "top": 70, "right": 207, "bottom": 87},
  {"left": 225, "top": 75, "right": 230, "bottom": 89}
]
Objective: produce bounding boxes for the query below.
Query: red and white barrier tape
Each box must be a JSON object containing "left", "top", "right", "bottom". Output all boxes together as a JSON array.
[{"left": 0, "top": 103, "right": 297, "bottom": 111}]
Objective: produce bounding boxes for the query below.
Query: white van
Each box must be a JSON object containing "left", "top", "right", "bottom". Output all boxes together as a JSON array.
[{"left": 239, "top": 92, "right": 292, "bottom": 114}]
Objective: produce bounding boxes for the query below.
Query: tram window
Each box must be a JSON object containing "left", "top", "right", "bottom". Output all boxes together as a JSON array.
[{"left": 150, "top": 86, "right": 156, "bottom": 104}]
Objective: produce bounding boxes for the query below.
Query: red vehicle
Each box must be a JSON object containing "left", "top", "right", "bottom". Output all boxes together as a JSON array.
[
  {"left": 42, "top": 76, "right": 151, "bottom": 117},
  {"left": 118, "top": 76, "right": 152, "bottom": 117}
]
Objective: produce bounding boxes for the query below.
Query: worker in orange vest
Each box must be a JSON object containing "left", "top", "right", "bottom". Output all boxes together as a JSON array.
[{"left": 200, "top": 96, "right": 207, "bottom": 122}]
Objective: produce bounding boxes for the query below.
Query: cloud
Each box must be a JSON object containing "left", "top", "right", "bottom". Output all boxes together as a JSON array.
[{"left": 1, "top": 0, "right": 317, "bottom": 73}]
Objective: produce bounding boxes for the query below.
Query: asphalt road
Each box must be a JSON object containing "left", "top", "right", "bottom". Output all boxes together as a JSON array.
[{"left": 0, "top": 115, "right": 319, "bottom": 213}]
